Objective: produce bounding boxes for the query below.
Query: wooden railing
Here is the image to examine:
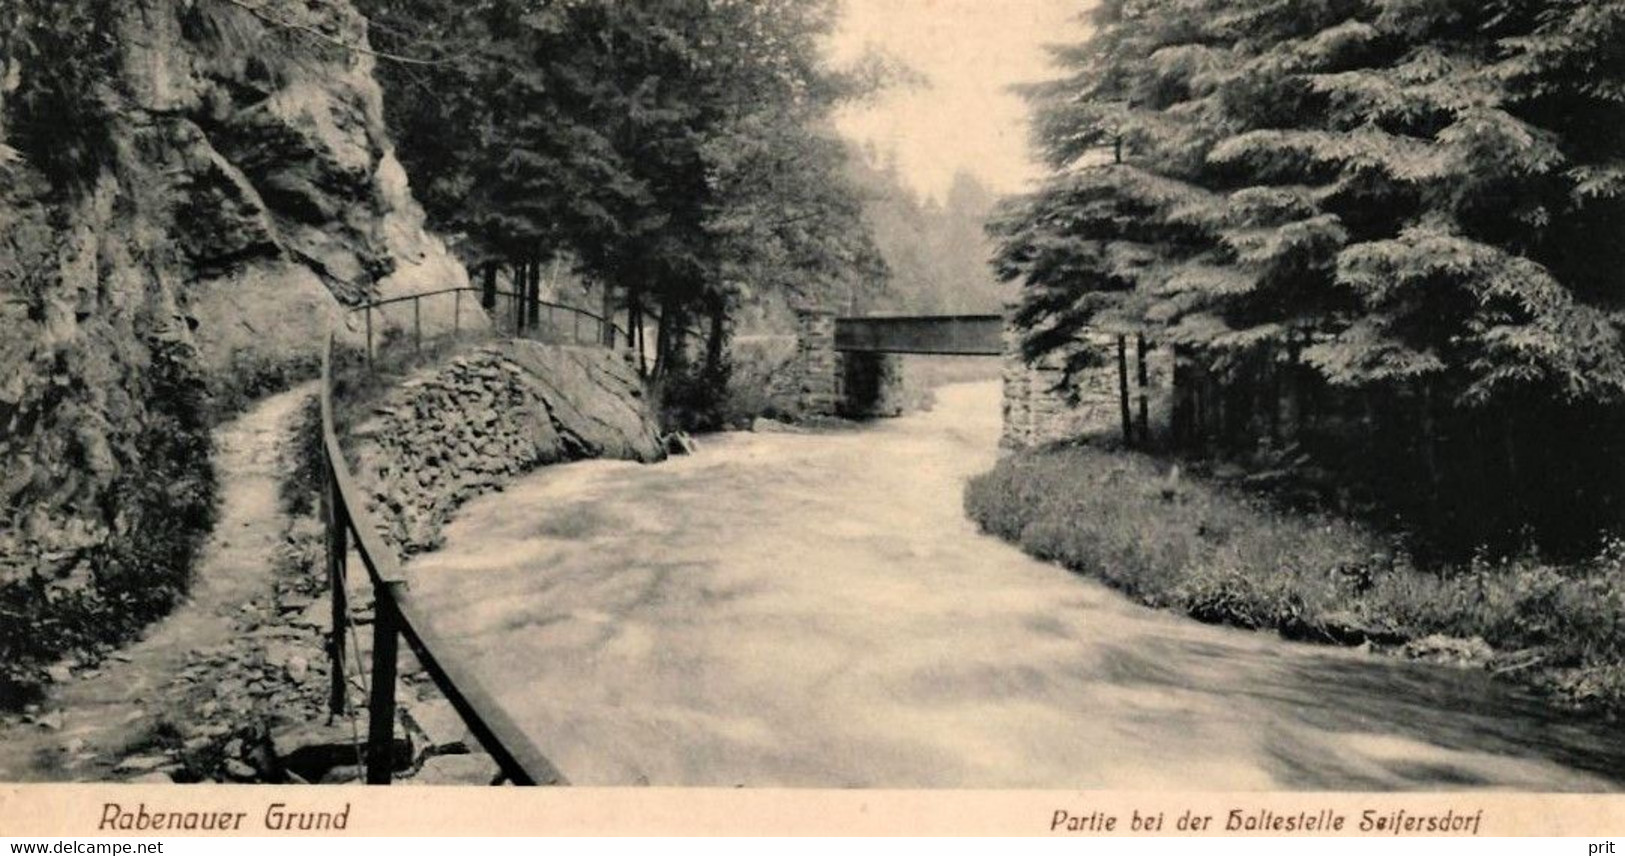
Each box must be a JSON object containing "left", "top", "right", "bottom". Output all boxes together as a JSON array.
[{"left": 317, "top": 286, "right": 619, "bottom": 786}]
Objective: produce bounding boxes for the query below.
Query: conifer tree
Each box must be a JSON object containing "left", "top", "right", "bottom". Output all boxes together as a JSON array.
[{"left": 996, "top": 0, "right": 1625, "bottom": 552}]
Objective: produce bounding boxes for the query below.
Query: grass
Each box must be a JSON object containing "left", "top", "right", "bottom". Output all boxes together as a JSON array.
[
  {"left": 965, "top": 440, "right": 1625, "bottom": 715},
  {"left": 328, "top": 327, "right": 498, "bottom": 441}
]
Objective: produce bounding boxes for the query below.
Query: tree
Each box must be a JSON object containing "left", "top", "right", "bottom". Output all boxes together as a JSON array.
[
  {"left": 362, "top": 0, "right": 888, "bottom": 393},
  {"left": 851, "top": 151, "right": 1013, "bottom": 315},
  {"left": 995, "top": 0, "right": 1625, "bottom": 554}
]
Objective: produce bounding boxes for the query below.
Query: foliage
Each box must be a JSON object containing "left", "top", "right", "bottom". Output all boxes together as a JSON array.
[
  {"left": 279, "top": 394, "right": 324, "bottom": 519},
  {"left": 965, "top": 443, "right": 1625, "bottom": 715},
  {"left": 207, "top": 350, "right": 321, "bottom": 422},
  {"left": 0, "top": 0, "right": 120, "bottom": 194},
  {"left": 652, "top": 349, "right": 729, "bottom": 434},
  {"left": 0, "top": 339, "right": 219, "bottom": 707},
  {"left": 992, "top": 0, "right": 1625, "bottom": 553},
  {"left": 849, "top": 149, "right": 1014, "bottom": 315},
  {"left": 359, "top": 0, "right": 888, "bottom": 382}
]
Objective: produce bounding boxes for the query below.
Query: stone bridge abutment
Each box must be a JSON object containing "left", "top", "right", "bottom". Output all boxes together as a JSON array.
[{"left": 791, "top": 307, "right": 1169, "bottom": 449}]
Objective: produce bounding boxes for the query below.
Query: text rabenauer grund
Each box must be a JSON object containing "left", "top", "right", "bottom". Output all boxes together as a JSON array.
[{"left": 98, "top": 803, "right": 349, "bottom": 833}]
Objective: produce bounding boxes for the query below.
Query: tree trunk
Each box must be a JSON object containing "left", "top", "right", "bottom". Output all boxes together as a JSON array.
[
  {"left": 1287, "top": 336, "right": 1303, "bottom": 440},
  {"left": 526, "top": 255, "right": 542, "bottom": 328},
  {"left": 1135, "top": 334, "right": 1150, "bottom": 447},
  {"left": 1117, "top": 335, "right": 1132, "bottom": 447},
  {"left": 481, "top": 262, "right": 497, "bottom": 312},
  {"left": 1267, "top": 345, "right": 1281, "bottom": 445},
  {"left": 512, "top": 260, "right": 527, "bottom": 333},
  {"left": 1192, "top": 371, "right": 1206, "bottom": 453},
  {"left": 704, "top": 298, "right": 728, "bottom": 380},
  {"left": 1169, "top": 345, "right": 1189, "bottom": 448},
  {"left": 652, "top": 304, "right": 674, "bottom": 381},
  {"left": 1503, "top": 404, "right": 1522, "bottom": 525},
  {"left": 600, "top": 282, "right": 617, "bottom": 347},
  {"left": 631, "top": 294, "right": 649, "bottom": 377},
  {"left": 1209, "top": 370, "right": 1225, "bottom": 449},
  {"left": 1419, "top": 382, "right": 1443, "bottom": 531}
]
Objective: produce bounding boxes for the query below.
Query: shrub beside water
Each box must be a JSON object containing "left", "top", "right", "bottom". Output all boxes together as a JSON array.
[{"left": 964, "top": 443, "right": 1625, "bottom": 713}]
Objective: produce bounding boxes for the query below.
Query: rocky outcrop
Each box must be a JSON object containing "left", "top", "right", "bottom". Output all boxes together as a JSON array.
[
  {"left": 349, "top": 341, "right": 666, "bottom": 554},
  {"left": 0, "top": 0, "right": 471, "bottom": 679}
]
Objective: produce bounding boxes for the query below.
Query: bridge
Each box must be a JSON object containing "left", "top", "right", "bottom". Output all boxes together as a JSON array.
[
  {"left": 791, "top": 310, "right": 1005, "bottom": 419},
  {"left": 832, "top": 314, "right": 1003, "bottom": 357},
  {"left": 796, "top": 307, "right": 1130, "bottom": 448}
]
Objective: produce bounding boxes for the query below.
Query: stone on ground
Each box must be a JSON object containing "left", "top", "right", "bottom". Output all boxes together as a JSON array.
[
  {"left": 405, "top": 754, "right": 500, "bottom": 786},
  {"left": 404, "top": 699, "right": 473, "bottom": 758}
]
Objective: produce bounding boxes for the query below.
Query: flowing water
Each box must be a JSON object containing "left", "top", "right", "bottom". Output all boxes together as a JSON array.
[{"left": 406, "top": 382, "right": 1625, "bottom": 790}]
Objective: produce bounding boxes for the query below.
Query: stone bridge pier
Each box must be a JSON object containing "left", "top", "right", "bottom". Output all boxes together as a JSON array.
[
  {"left": 999, "top": 323, "right": 1115, "bottom": 449},
  {"left": 791, "top": 308, "right": 905, "bottom": 420},
  {"left": 1001, "top": 308, "right": 1174, "bottom": 449},
  {"left": 792, "top": 306, "right": 1163, "bottom": 444},
  {"left": 792, "top": 308, "right": 842, "bottom": 416}
]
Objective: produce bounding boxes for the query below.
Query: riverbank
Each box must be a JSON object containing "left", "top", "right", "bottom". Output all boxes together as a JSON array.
[{"left": 965, "top": 442, "right": 1625, "bottom": 718}]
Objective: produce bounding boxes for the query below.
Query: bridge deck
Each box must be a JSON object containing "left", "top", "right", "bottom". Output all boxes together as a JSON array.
[{"left": 834, "top": 314, "right": 1003, "bottom": 356}]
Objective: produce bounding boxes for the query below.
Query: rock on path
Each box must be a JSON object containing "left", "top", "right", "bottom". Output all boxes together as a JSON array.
[{"left": 0, "top": 383, "right": 316, "bottom": 782}]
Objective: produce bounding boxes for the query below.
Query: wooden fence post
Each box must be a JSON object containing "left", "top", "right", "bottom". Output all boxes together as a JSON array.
[
  {"left": 413, "top": 297, "right": 422, "bottom": 353},
  {"left": 364, "top": 305, "right": 374, "bottom": 368},
  {"left": 453, "top": 290, "right": 462, "bottom": 339},
  {"left": 366, "top": 586, "right": 402, "bottom": 785},
  {"left": 324, "top": 470, "right": 349, "bottom": 717}
]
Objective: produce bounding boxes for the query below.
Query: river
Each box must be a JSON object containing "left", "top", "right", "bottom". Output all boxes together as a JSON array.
[{"left": 405, "top": 381, "right": 1625, "bottom": 790}]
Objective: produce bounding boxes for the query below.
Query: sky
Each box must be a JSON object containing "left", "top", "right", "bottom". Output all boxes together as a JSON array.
[{"left": 828, "top": 0, "right": 1091, "bottom": 202}]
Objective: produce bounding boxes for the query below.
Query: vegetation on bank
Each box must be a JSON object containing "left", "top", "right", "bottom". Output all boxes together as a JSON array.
[
  {"left": 991, "top": 0, "right": 1625, "bottom": 558},
  {"left": 966, "top": 440, "right": 1625, "bottom": 715}
]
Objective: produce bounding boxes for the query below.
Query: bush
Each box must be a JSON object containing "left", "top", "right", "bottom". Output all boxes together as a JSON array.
[
  {"left": 656, "top": 336, "right": 804, "bottom": 433},
  {"left": 279, "top": 394, "right": 324, "bottom": 519},
  {"left": 207, "top": 349, "right": 321, "bottom": 421},
  {"left": 964, "top": 443, "right": 1625, "bottom": 714},
  {"left": 0, "top": 337, "right": 219, "bottom": 706}
]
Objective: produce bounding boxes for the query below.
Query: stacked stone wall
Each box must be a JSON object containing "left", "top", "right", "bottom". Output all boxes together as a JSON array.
[
  {"left": 1000, "top": 315, "right": 1174, "bottom": 449},
  {"left": 347, "top": 340, "right": 665, "bottom": 554},
  {"left": 793, "top": 309, "right": 841, "bottom": 416}
]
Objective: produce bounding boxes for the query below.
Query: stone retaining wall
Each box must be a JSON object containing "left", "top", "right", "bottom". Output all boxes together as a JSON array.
[{"left": 347, "top": 340, "right": 666, "bottom": 555}]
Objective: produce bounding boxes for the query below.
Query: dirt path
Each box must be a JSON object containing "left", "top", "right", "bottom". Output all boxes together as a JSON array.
[{"left": 0, "top": 384, "right": 316, "bottom": 782}]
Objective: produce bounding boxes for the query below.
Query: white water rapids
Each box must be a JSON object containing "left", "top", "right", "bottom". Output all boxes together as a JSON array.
[{"left": 405, "top": 382, "right": 1625, "bottom": 789}]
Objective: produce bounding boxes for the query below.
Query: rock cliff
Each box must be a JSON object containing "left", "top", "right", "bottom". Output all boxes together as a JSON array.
[{"left": 0, "top": 0, "right": 468, "bottom": 692}]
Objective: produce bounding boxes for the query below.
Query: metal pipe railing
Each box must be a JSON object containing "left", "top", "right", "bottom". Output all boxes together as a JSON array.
[
  {"left": 355, "top": 286, "right": 633, "bottom": 362},
  {"left": 318, "top": 284, "right": 637, "bottom": 786}
]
